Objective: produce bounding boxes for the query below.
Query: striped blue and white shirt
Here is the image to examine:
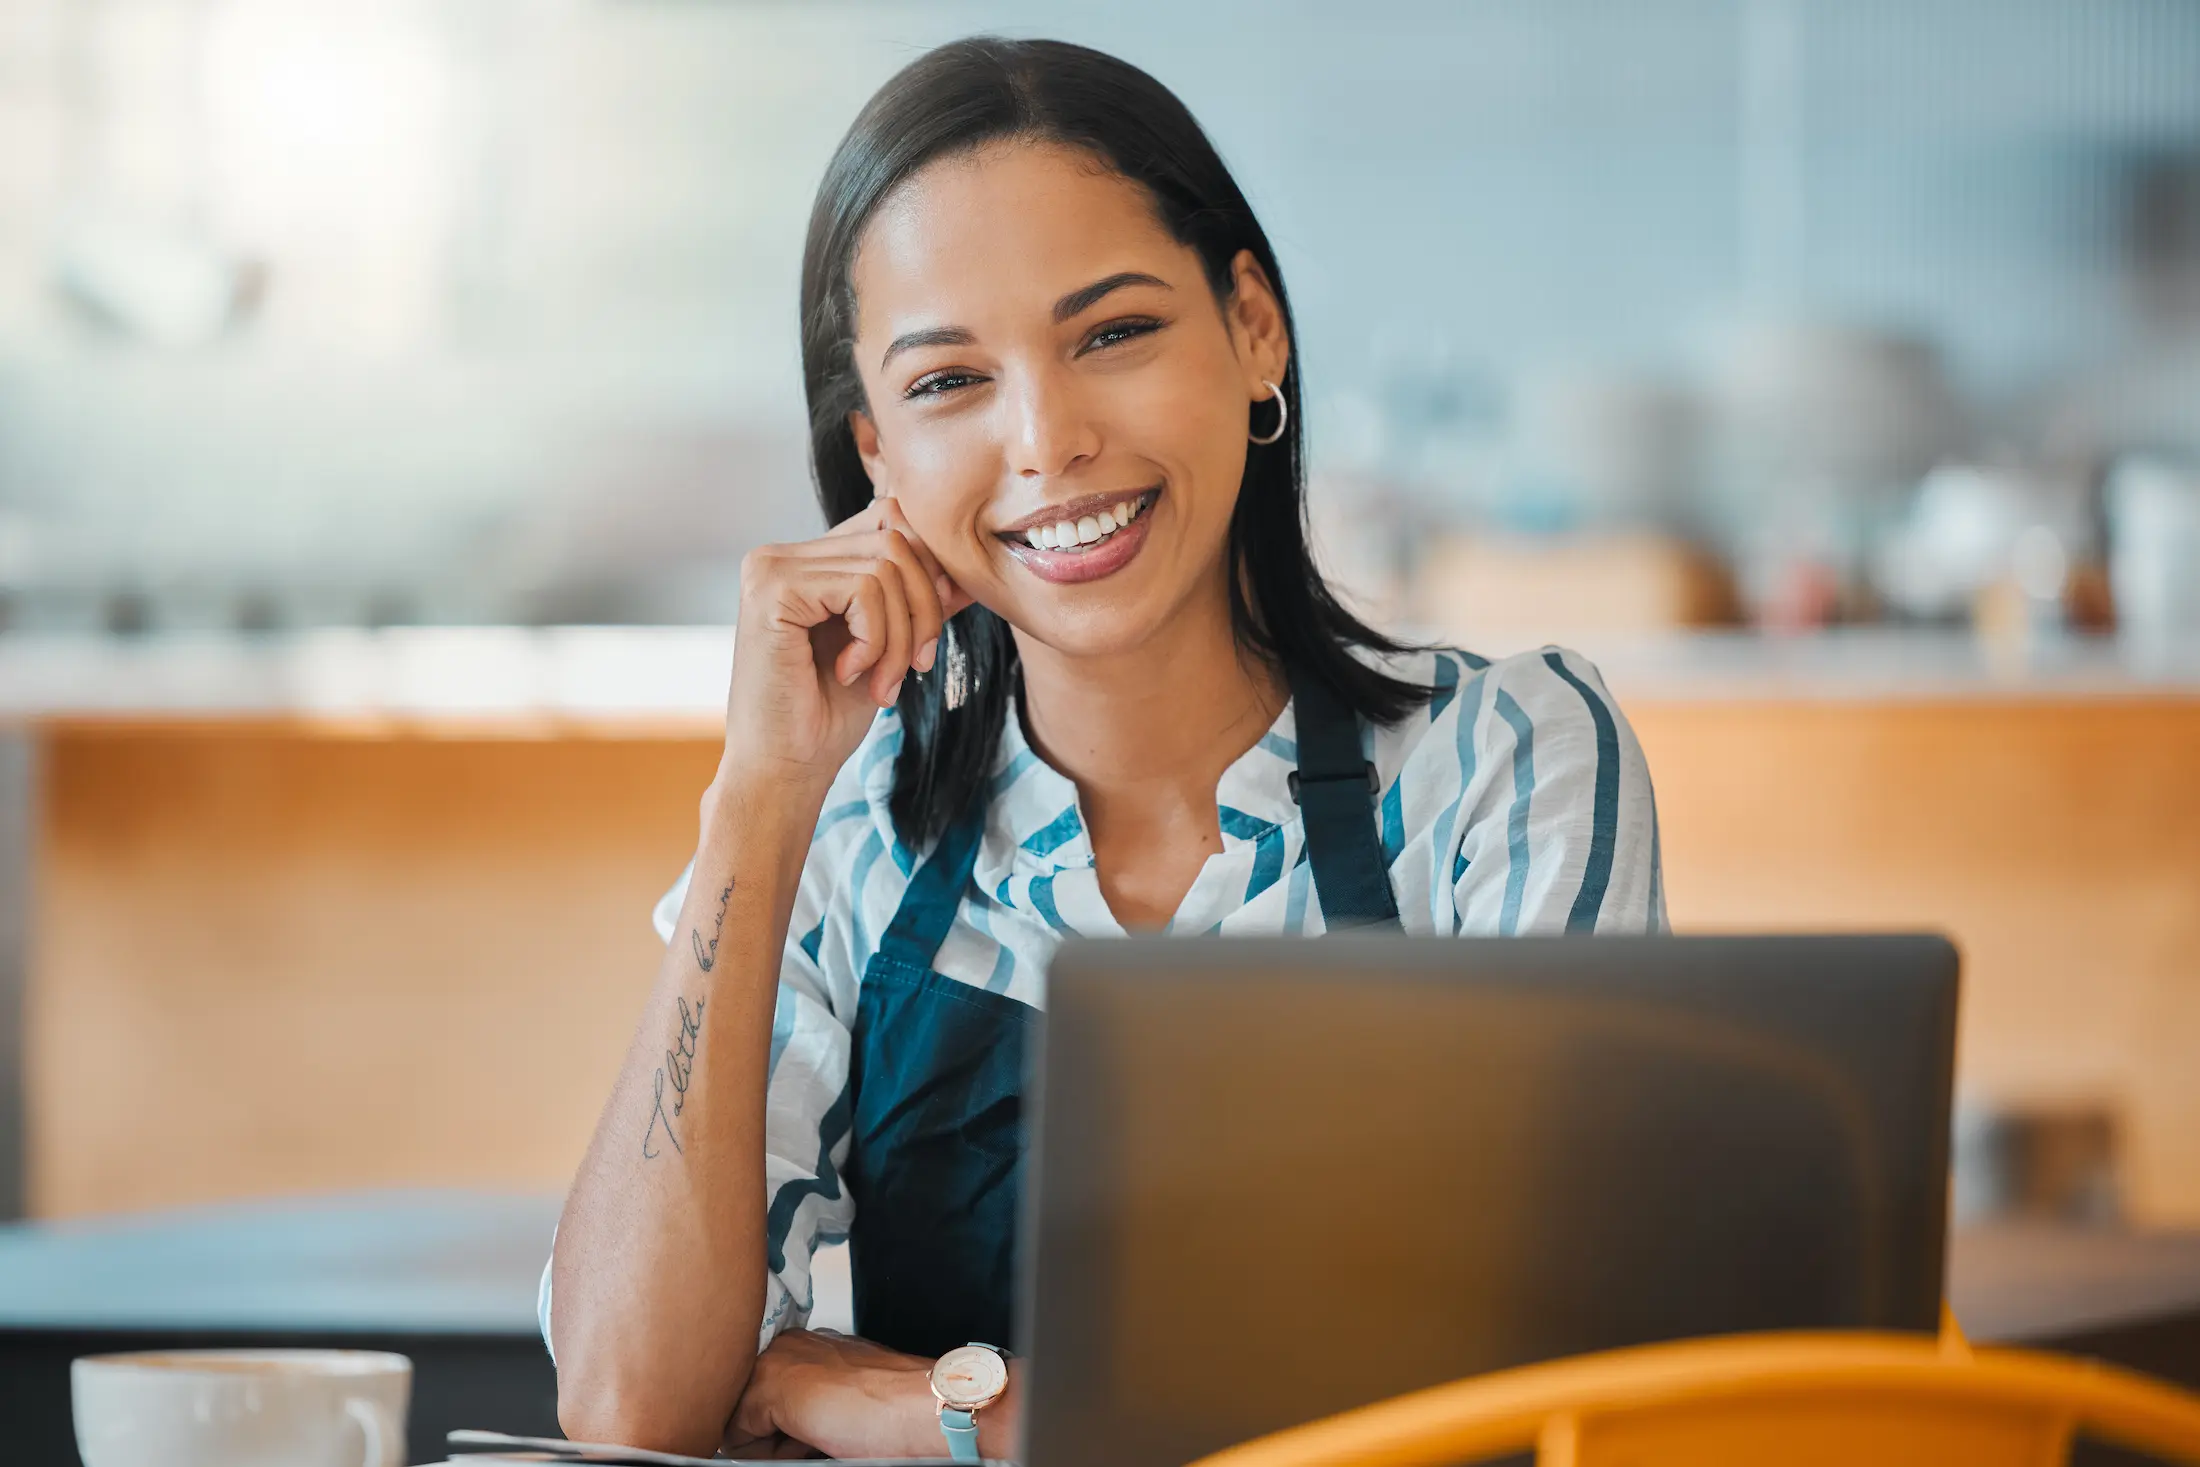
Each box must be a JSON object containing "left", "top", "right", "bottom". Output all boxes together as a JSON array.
[{"left": 540, "top": 644, "right": 1663, "bottom": 1352}]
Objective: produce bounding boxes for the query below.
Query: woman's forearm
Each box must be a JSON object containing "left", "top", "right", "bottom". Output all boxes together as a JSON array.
[{"left": 550, "top": 771, "right": 825, "bottom": 1454}]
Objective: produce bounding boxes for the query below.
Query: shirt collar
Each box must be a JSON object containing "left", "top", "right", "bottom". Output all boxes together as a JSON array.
[
  {"left": 1213, "top": 696, "right": 1302, "bottom": 835},
  {"left": 971, "top": 691, "right": 1304, "bottom": 892}
]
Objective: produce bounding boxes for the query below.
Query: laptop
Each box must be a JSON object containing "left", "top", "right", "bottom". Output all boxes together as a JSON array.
[{"left": 1015, "top": 934, "right": 1959, "bottom": 1467}]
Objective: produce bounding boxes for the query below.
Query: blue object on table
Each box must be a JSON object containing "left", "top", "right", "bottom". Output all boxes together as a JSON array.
[{"left": 0, "top": 1187, "right": 556, "bottom": 1332}]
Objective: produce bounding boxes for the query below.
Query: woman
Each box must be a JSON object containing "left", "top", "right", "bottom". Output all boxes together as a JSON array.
[{"left": 546, "top": 35, "right": 1663, "bottom": 1461}]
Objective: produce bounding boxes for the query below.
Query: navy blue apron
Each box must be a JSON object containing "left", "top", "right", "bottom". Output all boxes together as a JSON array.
[{"left": 843, "top": 666, "right": 1401, "bottom": 1357}]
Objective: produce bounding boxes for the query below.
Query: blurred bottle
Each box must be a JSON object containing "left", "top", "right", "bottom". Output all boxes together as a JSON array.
[
  {"left": 1972, "top": 523, "right": 2074, "bottom": 663},
  {"left": 2106, "top": 454, "right": 2200, "bottom": 664}
]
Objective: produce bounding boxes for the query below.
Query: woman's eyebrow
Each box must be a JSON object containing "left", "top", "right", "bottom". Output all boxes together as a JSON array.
[
  {"left": 1052, "top": 271, "right": 1170, "bottom": 323},
  {"left": 881, "top": 324, "right": 976, "bottom": 371}
]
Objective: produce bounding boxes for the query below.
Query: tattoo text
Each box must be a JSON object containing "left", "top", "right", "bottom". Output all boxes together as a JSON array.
[
  {"left": 643, "top": 995, "right": 706, "bottom": 1160},
  {"left": 691, "top": 879, "right": 734, "bottom": 973}
]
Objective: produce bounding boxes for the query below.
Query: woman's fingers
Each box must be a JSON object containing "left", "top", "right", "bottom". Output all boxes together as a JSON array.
[
  {"left": 818, "top": 570, "right": 893, "bottom": 699},
  {"left": 861, "top": 556, "right": 913, "bottom": 704},
  {"left": 797, "top": 537, "right": 946, "bottom": 681},
  {"left": 758, "top": 507, "right": 977, "bottom": 703},
  {"left": 724, "top": 1392, "right": 780, "bottom": 1455},
  {"left": 832, "top": 497, "right": 970, "bottom": 633},
  {"left": 817, "top": 559, "right": 910, "bottom": 704},
  {"left": 867, "top": 497, "right": 945, "bottom": 577},
  {"left": 876, "top": 499, "right": 973, "bottom": 620},
  {"left": 760, "top": 553, "right": 911, "bottom": 697},
  {"left": 874, "top": 531, "right": 945, "bottom": 673}
]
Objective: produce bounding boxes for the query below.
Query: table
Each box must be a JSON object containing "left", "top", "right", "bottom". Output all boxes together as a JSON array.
[{"left": 4, "top": 1191, "right": 2197, "bottom": 1467}]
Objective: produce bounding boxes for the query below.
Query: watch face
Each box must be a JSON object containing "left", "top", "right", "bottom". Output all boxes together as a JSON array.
[{"left": 932, "top": 1344, "right": 1008, "bottom": 1408}]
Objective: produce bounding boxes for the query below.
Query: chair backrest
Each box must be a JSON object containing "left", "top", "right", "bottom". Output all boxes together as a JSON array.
[{"left": 1185, "top": 1329, "right": 2200, "bottom": 1467}]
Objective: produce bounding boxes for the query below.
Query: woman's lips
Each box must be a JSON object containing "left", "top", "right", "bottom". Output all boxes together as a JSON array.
[{"left": 999, "top": 493, "right": 1156, "bottom": 585}]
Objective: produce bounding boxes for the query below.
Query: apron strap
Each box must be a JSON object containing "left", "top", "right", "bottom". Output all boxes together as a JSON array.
[
  {"left": 874, "top": 799, "right": 988, "bottom": 971},
  {"left": 1287, "top": 663, "right": 1404, "bottom": 932}
]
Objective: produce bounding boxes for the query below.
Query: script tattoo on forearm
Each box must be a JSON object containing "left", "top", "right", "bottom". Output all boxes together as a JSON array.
[
  {"left": 642, "top": 994, "right": 706, "bottom": 1160},
  {"left": 641, "top": 879, "right": 730, "bottom": 1160},
  {"left": 691, "top": 878, "right": 733, "bottom": 973}
]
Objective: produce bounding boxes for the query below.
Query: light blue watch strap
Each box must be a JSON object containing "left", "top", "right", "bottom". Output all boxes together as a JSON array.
[{"left": 938, "top": 1406, "right": 981, "bottom": 1463}]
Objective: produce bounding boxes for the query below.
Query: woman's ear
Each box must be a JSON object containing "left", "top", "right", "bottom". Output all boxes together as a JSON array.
[
  {"left": 848, "top": 409, "right": 886, "bottom": 495},
  {"left": 1226, "top": 248, "right": 1291, "bottom": 392}
]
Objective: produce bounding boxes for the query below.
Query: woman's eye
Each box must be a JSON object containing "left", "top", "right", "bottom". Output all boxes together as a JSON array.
[
  {"left": 901, "top": 322, "right": 1161, "bottom": 398},
  {"left": 905, "top": 370, "right": 983, "bottom": 399},
  {"left": 1083, "top": 317, "right": 1163, "bottom": 353}
]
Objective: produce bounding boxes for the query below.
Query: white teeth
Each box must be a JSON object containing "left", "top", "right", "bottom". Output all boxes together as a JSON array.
[{"left": 1014, "top": 497, "right": 1152, "bottom": 554}]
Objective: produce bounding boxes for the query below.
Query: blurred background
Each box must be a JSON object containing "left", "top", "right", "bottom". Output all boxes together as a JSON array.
[
  {"left": 0, "top": 0, "right": 2197, "bottom": 637},
  {"left": 1, "top": 0, "right": 2198, "bottom": 1457}
]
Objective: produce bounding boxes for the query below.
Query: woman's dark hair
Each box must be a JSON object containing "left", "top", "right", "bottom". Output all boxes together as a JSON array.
[{"left": 800, "top": 35, "right": 1426, "bottom": 849}]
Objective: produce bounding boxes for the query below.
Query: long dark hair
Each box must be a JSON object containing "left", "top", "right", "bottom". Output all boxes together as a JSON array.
[{"left": 800, "top": 36, "right": 1426, "bottom": 850}]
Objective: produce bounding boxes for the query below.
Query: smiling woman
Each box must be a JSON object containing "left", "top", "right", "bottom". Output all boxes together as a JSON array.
[
  {"left": 542, "top": 35, "right": 1664, "bottom": 1462},
  {"left": 796, "top": 45, "right": 1441, "bottom": 867}
]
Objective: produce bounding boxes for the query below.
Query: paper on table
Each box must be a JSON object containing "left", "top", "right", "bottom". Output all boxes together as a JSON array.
[
  {"left": 446, "top": 1429, "right": 715, "bottom": 1465},
  {"left": 445, "top": 1428, "right": 971, "bottom": 1465}
]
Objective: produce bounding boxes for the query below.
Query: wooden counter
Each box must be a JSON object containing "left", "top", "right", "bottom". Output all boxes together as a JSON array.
[
  {"left": 1629, "top": 696, "right": 2200, "bottom": 1224},
  {"left": 29, "top": 727, "right": 718, "bottom": 1217},
  {"left": 8, "top": 630, "right": 2200, "bottom": 1224}
]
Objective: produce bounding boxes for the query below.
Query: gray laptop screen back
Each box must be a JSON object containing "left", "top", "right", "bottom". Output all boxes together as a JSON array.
[{"left": 1017, "top": 935, "right": 1958, "bottom": 1467}]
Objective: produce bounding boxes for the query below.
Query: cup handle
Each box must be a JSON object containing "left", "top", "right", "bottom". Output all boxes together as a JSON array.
[{"left": 345, "top": 1395, "right": 403, "bottom": 1467}]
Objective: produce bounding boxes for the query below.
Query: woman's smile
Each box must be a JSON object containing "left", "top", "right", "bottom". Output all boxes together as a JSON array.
[{"left": 995, "top": 486, "right": 1160, "bottom": 584}]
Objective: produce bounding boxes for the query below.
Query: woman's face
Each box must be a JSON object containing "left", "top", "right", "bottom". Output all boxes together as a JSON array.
[{"left": 846, "top": 140, "right": 1289, "bottom": 659}]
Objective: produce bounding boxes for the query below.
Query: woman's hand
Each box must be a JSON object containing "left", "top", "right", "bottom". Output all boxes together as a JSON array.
[
  {"left": 721, "top": 1329, "right": 940, "bottom": 1460},
  {"left": 726, "top": 1330, "right": 1025, "bottom": 1460},
  {"left": 720, "top": 496, "right": 973, "bottom": 797}
]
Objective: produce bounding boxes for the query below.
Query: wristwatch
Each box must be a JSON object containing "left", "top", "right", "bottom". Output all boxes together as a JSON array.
[{"left": 930, "top": 1341, "right": 1009, "bottom": 1463}]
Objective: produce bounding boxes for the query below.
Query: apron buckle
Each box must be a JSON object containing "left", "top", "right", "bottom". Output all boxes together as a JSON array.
[{"left": 1287, "top": 762, "right": 1381, "bottom": 804}]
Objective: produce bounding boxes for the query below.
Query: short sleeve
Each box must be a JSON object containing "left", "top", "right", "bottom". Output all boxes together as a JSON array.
[
  {"left": 747, "top": 871, "right": 859, "bottom": 1349},
  {"left": 1450, "top": 647, "right": 1666, "bottom": 935}
]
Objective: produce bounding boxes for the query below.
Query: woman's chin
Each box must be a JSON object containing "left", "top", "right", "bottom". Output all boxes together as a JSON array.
[{"left": 995, "top": 594, "right": 1180, "bottom": 666}]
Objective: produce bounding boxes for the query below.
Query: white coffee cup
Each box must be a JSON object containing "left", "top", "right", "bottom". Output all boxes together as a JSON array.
[{"left": 72, "top": 1349, "right": 410, "bottom": 1467}]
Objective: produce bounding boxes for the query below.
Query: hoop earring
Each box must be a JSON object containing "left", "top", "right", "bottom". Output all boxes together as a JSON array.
[
  {"left": 1249, "top": 379, "right": 1288, "bottom": 446},
  {"left": 940, "top": 616, "right": 971, "bottom": 711}
]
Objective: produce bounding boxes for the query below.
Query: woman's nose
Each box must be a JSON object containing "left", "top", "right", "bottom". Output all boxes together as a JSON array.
[{"left": 1003, "top": 365, "right": 1100, "bottom": 480}]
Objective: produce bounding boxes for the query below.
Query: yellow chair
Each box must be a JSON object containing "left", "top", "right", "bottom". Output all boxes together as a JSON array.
[{"left": 1188, "top": 1317, "right": 2200, "bottom": 1467}]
